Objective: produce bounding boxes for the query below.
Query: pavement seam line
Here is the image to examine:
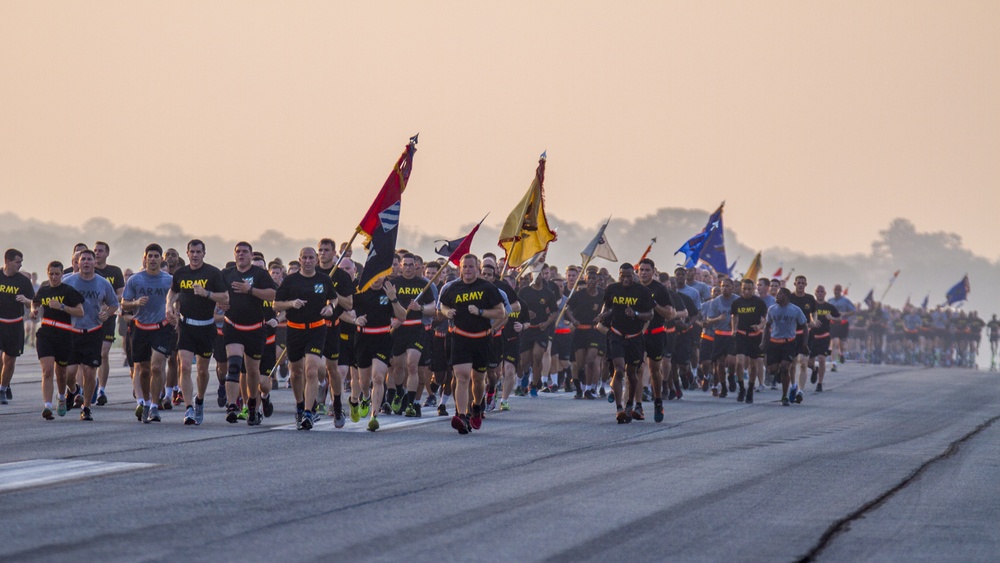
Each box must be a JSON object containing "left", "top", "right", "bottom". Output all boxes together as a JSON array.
[{"left": 797, "top": 411, "right": 1000, "bottom": 563}]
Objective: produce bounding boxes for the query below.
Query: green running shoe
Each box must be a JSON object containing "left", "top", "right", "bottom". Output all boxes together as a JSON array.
[
  {"left": 57, "top": 400, "right": 67, "bottom": 417},
  {"left": 367, "top": 416, "right": 379, "bottom": 432},
  {"left": 349, "top": 400, "right": 360, "bottom": 423},
  {"left": 390, "top": 394, "right": 404, "bottom": 414},
  {"left": 360, "top": 396, "right": 371, "bottom": 418},
  {"left": 237, "top": 405, "right": 249, "bottom": 420}
]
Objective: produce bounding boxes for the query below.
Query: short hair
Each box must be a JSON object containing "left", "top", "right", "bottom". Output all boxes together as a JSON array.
[
  {"left": 619, "top": 262, "right": 635, "bottom": 271},
  {"left": 777, "top": 287, "right": 792, "bottom": 298},
  {"left": 483, "top": 252, "right": 497, "bottom": 261},
  {"left": 78, "top": 249, "right": 96, "bottom": 260},
  {"left": 47, "top": 260, "right": 63, "bottom": 271},
  {"left": 73, "top": 242, "right": 88, "bottom": 251},
  {"left": 234, "top": 241, "right": 252, "bottom": 252},
  {"left": 460, "top": 254, "right": 480, "bottom": 266},
  {"left": 758, "top": 277, "right": 770, "bottom": 284},
  {"left": 674, "top": 266, "right": 687, "bottom": 275},
  {"left": 795, "top": 275, "right": 807, "bottom": 283},
  {"left": 94, "top": 241, "right": 110, "bottom": 252},
  {"left": 252, "top": 251, "right": 265, "bottom": 260},
  {"left": 401, "top": 252, "right": 416, "bottom": 262},
  {"left": 638, "top": 258, "right": 655, "bottom": 269},
  {"left": 4, "top": 249, "right": 23, "bottom": 263},
  {"left": 741, "top": 278, "right": 755, "bottom": 287},
  {"left": 187, "top": 239, "right": 205, "bottom": 251},
  {"left": 318, "top": 238, "right": 336, "bottom": 250},
  {"left": 144, "top": 243, "right": 163, "bottom": 256}
]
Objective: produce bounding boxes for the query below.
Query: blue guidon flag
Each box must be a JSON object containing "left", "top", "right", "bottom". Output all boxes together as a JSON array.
[{"left": 945, "top": 275, "right": 970, "bottom": 306}]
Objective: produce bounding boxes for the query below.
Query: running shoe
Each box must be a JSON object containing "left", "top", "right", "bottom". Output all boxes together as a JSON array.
[
  {"left": 745, "top": 387, "right": 754, "bottom": 404},
  {"left": 810, "top": 367, "right": 818, "bottom": 384},
  {"left": 437, "top": 404, "right": 448, "bottom": 416},
  {"left": 712, "top": 386, "right": 719, "bottom": 398},
  {"left": 654, "top": 400, "right": 664, "bottom": 423},
  {"left": 514, "top": 386, "right": 525, "bottom": 397},
  {"left": 247, "top": 409, "right": 261, "bottom": 426},
  {"left": 4, "top": 387, "right": 11, "bottom": 400},
  {"left": 315, "top": 403, "right": 327, "bottom": 415},
  {"left": 237, "top": 406, "right": 249, "bottom": 421},
  {"left": 194, "top": 402, "right": 204, "bottom": 425},
  {"left": 360, "top": 397, "right": 371, "bottom": 418},
  {"left": 80, "top": 407, "right": 93, "bottom": 421},
  {"left": 676, "top": 388, "right": 683, "bottom": 400},
  {"left": 91, "top": 388, "right": 98, "bottom": 405},
  {"left": 599, "top": 386, "right": 607, "bottom": 398},
  {"left": 719, "top": 386, "right": 728, "bottom": 399},
  {"left": 737, "top": 388, "right": 746, "bottom": 403},
  {"left": 136, "top": 404, "right": 145, "bottom": 422},
  {"left": 147, "top": 406, "right": 160, "bottom": 422},
  {"left": 668, "top": 389, "right": 676, "bottom": 401},
  {"left": 815, "top": 383, "right": 823, "bottom": 393},
  {"left": 300, "top": 411, "right": 314, "bottom": 430},
  {"left": 781, "top": 396, "right": 790, "bottom": 406},
  {"left": 349, "top": 400, "right": 360, "bottom": 423},
  {"left": 413, "top": 404, "right": 422, "bottom": 418},
  {"left": 529, "top": 386, "right": 539, "bottom": 398},
  {"left": 73, "top": 392, "right": 84, "bottom": 409},
  {"left": 43, "top": 407, "right": 54, "bottom": 420},
  {"left": 615, "top": 407, "right": 629, "bottom": 424},
  {"left": 583, "top": 390, "right": 596, "bottom": 400},
  {"left": 770, "top": 381, "right": 777, "bottom": 390},
  {"left": 225, "top": 405, "right": 239, "bottom": 424},
  {"left": 631, "top": 405, "right": 645, "bottom": 421},
  {"left": 422, "top": 395, "right": 437, "bottom": 408},
  {"left": 500, "top": 400, "right": 510, "bottom": 411},
  {"left": 380, "top": 402, "right": 392, "bottom": 415},
  {"left": 574, "top": 387, "right": 584, "bottom": 400},
  {"left": 727, "top": 374, "right": 737, "bottom": 392},
  {"left": 795, "top": 390, "right": 803, "bottom": 404},
  {"left": 830, "top": 363, "right": 838, "bottom": 373},
  {"left": 642, "top": 387, "right": 652, "bottom": 402},
  {"left": 216, "top": 384, "right": 226, "bottom": 408},
  {"left": 470, "top": 412, "right": 482, "bottom": 430},
  {"left": 391, "top": 394, "right": 404, "bottom": 414},
  {"left": 262, "top": 395, "right": 273, "bottom": 417},
  {"left": 404, "top": 405, "right": 417, "bottom": 417},
  {"left": 96, "top": 392, "right": 108, "bottom": 406},
  {"left": 367, "top": 416, "right": 379, "bottom": 432},
  {"left": 58, "top": 400, "right": 67, "bottom": 417},
  {"left": 295, "top": 409, "right": 303, "bottom": 429},
  {"left": 564, "top": 378, "right": 574, "bottom": 393},
  {"left": 607, "top": 391, "right": 615, "bottom": 404},
  {"left": 451, "top": 415, "right": 469, "bottom": 434},
  {"left": 334, "top": 409, "right": 346, "bottom": 428}
]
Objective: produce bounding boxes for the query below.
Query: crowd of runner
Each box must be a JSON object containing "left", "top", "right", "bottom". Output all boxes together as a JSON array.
[{"left": 1, "top": 241, "right": 995, "bottom": 432}]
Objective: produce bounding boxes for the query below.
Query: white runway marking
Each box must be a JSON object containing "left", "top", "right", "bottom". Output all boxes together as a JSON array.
[{"left": 0, "top": 459, "right": 157, "bottom": 493}]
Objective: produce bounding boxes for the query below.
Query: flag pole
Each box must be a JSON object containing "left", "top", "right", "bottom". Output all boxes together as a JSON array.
[{"left": 551, "top": 257, "right": 592, "bottom": 329}]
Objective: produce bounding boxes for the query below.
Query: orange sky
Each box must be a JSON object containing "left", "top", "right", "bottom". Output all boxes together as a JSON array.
[{"left": 2, "top": 1, "right": 998, "bottom": 259}]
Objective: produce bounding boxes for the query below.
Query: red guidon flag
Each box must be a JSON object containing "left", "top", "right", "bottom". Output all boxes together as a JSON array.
[{"left": 357, "top": 135, "right": 417, "bottom": 240}]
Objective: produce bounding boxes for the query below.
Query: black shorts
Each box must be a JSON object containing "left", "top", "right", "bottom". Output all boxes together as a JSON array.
[
  {"left": 212, "top": 327, "right": 227, "bottom": 362},
  {"left": 102, "top": 315, "right": 117, "bottom": 343},
  {"left": 712, "top": 334, "right": 734, "bottom": 360},
  {"left": 830, "top": 321, "right": 849, "bottom": 340},
  {"left": 519, "top": 326, "right": 551, "bottom": 353},
  {"left": 572, "top": 327, "right": 602, "bottom": 353},
  {"left": 0, "top": 321, "right": 25, "bottom": 357},
  {"left": 177, "top": 321, "right": 217, "bottom": 358},
  {"left": 431, "top": 333, "right": 450, "bottom": 373},
  {"left": 808, "top": 333, "right": 831, "bottom": 358},
  {"left": 734, "top": 332, "right": 763, "bottom": 359},
  {"left": 323, "top": 321, "right": 341, "bottom": 361},
  {"left": 130, "top": 324, "right": 175, "bottom": 363},
  {"left": 662, "top": 329, "right": 678, "bottom": 359},
  {"left": 795, "top": 331, "right": 808, "bottom": 356},
  {"left": 355, "top": 331, "right": 392, "bottom": 369},
  {"left": 698, "top": 335, "right": 715, "bottom": 362},
  {"left": 450, "top": 334, "right": 491, "bottom": 372},
  {"left": 673, "top": 329, "right": 693, "bottom": 366},
  {"left": 552, "top": 331, "right": 572, "bottom": 361},
  {"left": 260, "top": 331, "right": 277, "bottom": 376},
  {"left": 643, "top": 330, "right": 666, "bottom": 362},
  {"left": 285, "top": 325, "right": 327, "bottom": 363},
  {"left": 36, "top": 326, "right": 74, "bottom": 365},
  {"left": 338, "top": 330, "right": 357, "bottom": 368},
  {"left": 222, "top": 323, "right": 265, "bottom": 360},
  {"left": 488, "top": 334, "right": 504, "bottom": 369},
  {"left": 607, "top": 332, "right": 644, "bottom": 366},
  {"left": 70, "top": 328, "right": 104, "bottom": 368},
  {"left": 418, "top": 327, "right": 434, "bottom": 367},
  {"left": 766, "top": 338, "right": 799, "bottom": 366},
  {"left": 391, "top": 324, "right": 423, "bottom": 357},
  {"left": 503, "top": 337, "right": 520, "bottom": 368}
]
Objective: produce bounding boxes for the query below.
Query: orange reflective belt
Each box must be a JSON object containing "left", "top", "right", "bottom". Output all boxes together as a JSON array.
[
  {"left": 135, "top": 320, "right": 168, "bottom": 331},
  {"left": 736, "top": 329, "right": 762, "bottom": 336},
  {"left": 610, "top": 327, "right": 643, "bottom": 339},
  {"left": 714, "top": 330, "right": 733, "bottom": 336},
  {"left": 645, "top": 326, "right": 666, "bottom": 335},
  {"left": 287, "top": 320, "right": 324, "bottom": 330},
  {"left": 701, "top": 333, "right": 715, "bottom": 342},
  {"left": 0, "top": 317, "right": 22, "bottom": 324},
  {"left": 401, "top": 319, "right": 422, "bottom": 326},
  {"left": 358, "top": 326, "right": 392, "bottom": 335},
  {"left": 554, "top": 328, "right": 572, "bottom": 335},
  {"left": 41, "top": 318, "right": 76, "bottom": 332},
  {"left": 770, "top": 337, "right": 794, "bottom": 344},
  {"left": 452, "top": 327, "right": 490, "bottom": 339}
]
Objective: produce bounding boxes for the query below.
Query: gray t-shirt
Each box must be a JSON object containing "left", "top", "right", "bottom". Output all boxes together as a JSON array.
[
  {"left": 766, "top": 303, "right": 806, "bottom": 339},
  {"left": 64, "top": 273, "right": 118, "bottom": 331},
  {"left": 706, "top": 294, "right": 738, "bottom": 333},
  {"left": 123, "top": 270, "right": 172, "bottom": 325}
]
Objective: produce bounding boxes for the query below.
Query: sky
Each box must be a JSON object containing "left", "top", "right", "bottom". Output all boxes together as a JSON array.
[{"left": 2, "top": 1, "right": 998, "bottom": 260}]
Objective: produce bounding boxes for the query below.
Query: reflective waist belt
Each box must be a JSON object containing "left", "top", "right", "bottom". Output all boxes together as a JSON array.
[
  {"left": 401, "top": 319, "right": 422, "bottom": 327},
  {"left": 0, "top": 317, "right": 22, "bottom": 324},
  {"left": 135, "top": 320, "right": 168, "bottom": 331},
  {"left": 554, "top": 328, "right": 572, "bottom": 335},
  {"left": 576, "top": 324, "right": 594, "bottom": 330},
  {"left": 645, "top": 326, "right": 666, "bottom": 335},
  {"left": 795, "top": 329, "right": 804, "bottom": 335},
  {"left": 833, "top": 319, "right": 849, "bottom": 324},
  {"left": 182, "top": 316, "right": 216, "bottom": 327},
  {"left": 265, "top": 334, "right": 276, "bottom": 345},
  {"left": 770, "top": 337, "right": 795, "bottom": 344},
  {"left": 452, "top": 327, "right": 490, "bottom": 339},
  {"left": 665, "top": 327, "right": 676, "bottom": 333},
  {"left": 78, "top": 324, "right": 104, "bottom": 334},
  {"left": 714, "top": 330, "right": 733, "bottom": 337},
  {"left": 225, "top": 318, "right": 264, "bottom": 331},
  {"left": 358, "top": 326, "right": 392, "bottom": 335},
  {"left": 610, "top": 327, "right": 643, "bottom": 339},
  {"left": 736, "top": 329, "right": 763, "bottom": 336},
  {"left": 286, "top": 320, "right": 324, "bottom": 330},
  {"left": 324, "top": 319, "right": 340, "bottom": 327},
  {"left": 701, "top": 333, "right": 715, "bottom": 342},
  {"left": 41, "top": 318, "right": 76, "bottom": 332},
  {"left": 812, "top": 332, "right": 830, "bottom": 339}
]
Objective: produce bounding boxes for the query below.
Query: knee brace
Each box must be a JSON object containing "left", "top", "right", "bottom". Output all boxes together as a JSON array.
[{"left": 226, "top": 356, "right": 244, "bottom": 383}]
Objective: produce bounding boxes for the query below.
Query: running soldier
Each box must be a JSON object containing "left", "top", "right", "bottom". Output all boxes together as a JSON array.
[
  {"left": 597, "top": 263, "right": 654, "bottom": 424},
  {"left": 32, "top": 261, "right": 84, "bottom": 420},
  {"left": 0, "top": 249, "right": 34, "bottom": 404},
  {"left": 93, "top": 241, "right": 125, "bottom": 405},
  {"left": 763, "top": 288, "right": 808, "bottom": 406},
  {"left": 731, "top": 278, "right": 767, "bottom": 404},
  {"left": 807, "top": 285, "right": 840, "bottom": 392}
]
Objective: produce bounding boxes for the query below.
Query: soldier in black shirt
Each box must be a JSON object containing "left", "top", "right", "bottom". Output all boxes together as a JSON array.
[
  {"left": 221, "top": 242, "right": 277, "bottom": 426},
  {"left": 168, "top": 240, "right": 229, "bottom": 426},
  {"left": 388, "top": 253, "right": 436, "bottom": 417},
  {"left": 349, "top": 274, "right": 406, "bottom": 432},
  {"left": 730, "top": 279, "right": 768, "bottom": 403},
  {"left": 31, "top": 261, "right": 84, "bottom": 419},
  {"left": 93, "top": 241, "right": 125, "bottom": 404},
  {"left": 637, "top": 259, "right": 676, "bottom": 422},
  {"left": 0, "top": 249, "right": 35, "bottom": 403},
  {"left": 517, "top": 274, "right": 558, "bottom": 395},
  {"left": 596, "top": 263, "right": 654, "bottom": 424},
  {"left": 438, "top": 255, "right": 505, "bottom": 434},
  {"left": 788, "top": 275, "right": 818, "bottom": 398},
  {"left": 566, "top": 268, "right": 604, "bottom": 400},
  {"left": 807, "top": 285, "right": 840, "bottom": 392},
  {"left": 274, "top": 247, "right": 335, "bottom": 430}
]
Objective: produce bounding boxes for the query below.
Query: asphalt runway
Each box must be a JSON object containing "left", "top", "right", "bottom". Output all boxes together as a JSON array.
[{"left": 1, "top": 349, "right": 998, "bottom": 562}]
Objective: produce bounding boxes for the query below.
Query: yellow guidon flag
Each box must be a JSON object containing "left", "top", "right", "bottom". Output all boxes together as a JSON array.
[
  {"left": 743, "top": 251, "right": 762, "bottom": 282},
  {"left": 498, "top": 152, "right": 557, "bottom": 268}
]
